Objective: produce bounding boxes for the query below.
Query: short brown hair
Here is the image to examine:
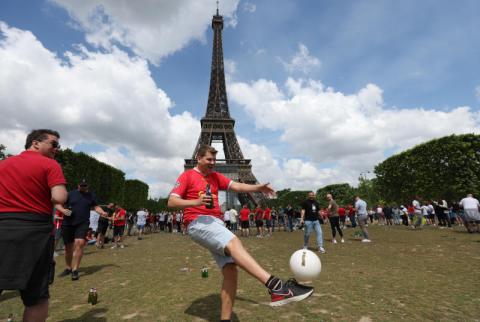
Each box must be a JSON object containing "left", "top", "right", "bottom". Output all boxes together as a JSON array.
[
  {"left": 25, "top": 129, "right": 60, "bottom": 149},
  {"left": 196, "top": 144, "right": 218, "bottom": 158}
]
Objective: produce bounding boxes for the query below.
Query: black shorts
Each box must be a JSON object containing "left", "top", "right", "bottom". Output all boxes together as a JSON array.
[
  {"left": 97, "top": 220, "right": 109, "bottom": 235},
  {"left": 62, "top": 222, "right": 89, "bottom": 244},
  {"left": 241, "top": 220, "right": 250, "bottom": 229},
  {"left": 0, "top": 236, "right": 54, "bottom": 307},
  {"left": 255, "top": 220, "right": 264, "bottom": 227},
  {"left": 113, "top": 226, "right": 125, "bottom": 237}
]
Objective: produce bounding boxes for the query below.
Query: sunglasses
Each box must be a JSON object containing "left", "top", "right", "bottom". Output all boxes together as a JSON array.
[{"left": 47, "top": 140, "right": 61, "bottom": 149}]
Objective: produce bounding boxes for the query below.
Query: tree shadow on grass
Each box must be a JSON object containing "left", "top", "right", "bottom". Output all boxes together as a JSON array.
[
  {"left": 185, "top": 293, "right": 239, "bottom": 322},
  {"left": 0, "top": 290, "right": 19, "bottom": 302},
  {"left": 57, "top": 308, "right": 108, "bottom": 322},
  {"left": 81, "top": 264, "right": 119, "bottom": 277}
]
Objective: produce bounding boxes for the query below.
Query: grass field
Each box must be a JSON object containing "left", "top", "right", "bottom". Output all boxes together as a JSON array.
[{"left": 1, "top": 224, "right": 479, "bottom": 321}]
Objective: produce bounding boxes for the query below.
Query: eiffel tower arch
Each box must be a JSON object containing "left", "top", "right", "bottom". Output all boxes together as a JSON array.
[{"left": 185, "top": 9, "right": 263, "bottom": 209}]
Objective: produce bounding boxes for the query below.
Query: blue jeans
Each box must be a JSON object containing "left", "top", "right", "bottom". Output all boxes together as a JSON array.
[
  {"left": 287, "top": 216, "right": 294, "bottom": 232},
  {"left": 303, "top": 220, "right": 323, "bottom": 248}
]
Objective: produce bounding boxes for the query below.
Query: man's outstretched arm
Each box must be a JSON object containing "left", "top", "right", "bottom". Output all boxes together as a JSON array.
[{"left": 229, "top": 182, "right": 276, "bottom": 197}]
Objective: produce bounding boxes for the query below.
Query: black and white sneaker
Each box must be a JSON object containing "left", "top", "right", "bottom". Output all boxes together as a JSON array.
[
  {"left": 269, "top": 278, "right": 314, "bottom": 307},
  {"left": 71, "top": 270, "right": 79, "bottom": 281}
]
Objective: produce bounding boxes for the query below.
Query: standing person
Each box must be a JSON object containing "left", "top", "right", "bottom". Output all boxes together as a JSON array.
[
  {"left": 459, "top": 193, "right": 480, "bottom": 233},
  {"left": 95, "top": 203, "right": 114, "bottom": 249},
  {"left": 175, "top": 211, "right": 182, "bottom": 233},
  {"left": 338, "top": 206, "right": 346, "bottom": 229},
  {"left": 230, "top": 208, "right": 238, "bottom": 234},
  {"left": 300, "top": 192, "right": 325, "bottom": 253},
  {"left": 400, "top": 205, "right": 409, "bottom": 226},
  {"left": 255, "top": 205, "right": 264, "bottom": 238},
  {"left": 136, "top": 208, "right": 148, "bottom": 240},
  {"left": 0, "top": 129, "right": 67, "bottom": 322},
  {"left": 355, "top": 196, "right": 371, "bottom": 242},
  {"left": 224, "top": 208, "right": 232, "bottom": 230},
  {"left": 286, "top": 204, "right": 294, "bottom": 232},
  {"left": 326, "top": 194, "right": 344, "bottom": 243},
  {"left": 111, "top": 205, "right": 126, "bottom": 248},
  {"left": 347, "top": 204, "right": 356, "bottom": 228},
  {"left": 411, "top": 197, "right": 423, "bottom": 229},
  {"left": 58, "top": 179, "right": 107, "bottom": 281},
  {"left": 239, "top": 204, "right": 251, "bottom": 237},
  {"left": 126, "top": 211, "right": 135, "bottom": 236},
  {"left": 53, "top": 209, "right": 64, "bottom": 257},
  {"left": 168, "top": 145, "right": 313, "bottom": 320},
  {"left": 264, "top": 206, "right": 273, "bottom": 237},
  {"left": 384, "top": 205, "right": 393, "bottom": 226},
  {"left": 89, "top": 208, "right": 100, "bottom": 238}
]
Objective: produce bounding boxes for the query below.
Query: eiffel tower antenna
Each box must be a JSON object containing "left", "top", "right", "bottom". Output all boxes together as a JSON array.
[{"left": 185, "top": 8, "right": 263, "bottom": 208}]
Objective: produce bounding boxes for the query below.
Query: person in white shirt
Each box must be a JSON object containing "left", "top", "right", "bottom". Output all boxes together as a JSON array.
[
  {"left": 459, "top": 194, "right": 480, "bottom": 233},
  {"left": 229, "top": 208, "right": 238, "bottom": 233},
  {"left": 136, "top": 208, "right": 148, "bottom": 240},
  {"left": 411, "top": 198, "right": 424, "bottom": 229},
  {"left": 89, "top": 209, "right": 100, "bottom": 234},
  {"left": 224, "top": 209, "right": 232, "bottom": 230}
]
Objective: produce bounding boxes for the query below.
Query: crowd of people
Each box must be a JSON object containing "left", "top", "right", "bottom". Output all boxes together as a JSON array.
[{"left": 1, "top": 129, "right": 479, "bottom": 322}]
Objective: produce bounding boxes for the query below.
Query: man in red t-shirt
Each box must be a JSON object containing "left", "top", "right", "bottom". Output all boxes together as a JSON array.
[
  {"left": 0, "top": 129, "right": 67, "bottom": 322},
  {"left": 168, "top": 145, "right": 313, "bottom": 319},
  {"left": 338, "top": 206, "right": 346, "bottom": 229},
  {"left": 254, "top": 206, "right": 264, "bottom": 237},
  {"left": 239, "top": 204, "right": 251, "bottom": 237},
  {"left": 112, "top": 205, "right": 126, "bottom": 249},
  {"left": 264, "top": 207, "right": 273, "bottom": 236}
]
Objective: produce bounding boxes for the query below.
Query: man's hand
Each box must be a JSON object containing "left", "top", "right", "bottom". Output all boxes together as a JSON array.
[
  {"left": 258, "top": 183, "right": 276, "bottom": 197},
  {"left": 194, "top": 194, "right": 213, "bottom": 207},
  {"left": 63, "top": 209, "right": 72, "bottom": 217}
]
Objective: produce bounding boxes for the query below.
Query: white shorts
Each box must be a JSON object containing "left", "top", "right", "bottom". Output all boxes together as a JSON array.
[{"left": 188, "top": 215, "right": 235, "bottom": 268}]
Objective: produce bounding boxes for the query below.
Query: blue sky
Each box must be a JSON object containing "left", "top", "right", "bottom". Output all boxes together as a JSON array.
[{"left": 1, "top": 0, "right": 479, "bottom": 197}]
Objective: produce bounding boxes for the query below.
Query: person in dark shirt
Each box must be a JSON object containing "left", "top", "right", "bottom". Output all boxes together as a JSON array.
[
  {"left": 300, "top": 192, "right": 325, "bottom": 253},
  {"left": 57, "top": 179, "right": 107, "bottom": 281}
]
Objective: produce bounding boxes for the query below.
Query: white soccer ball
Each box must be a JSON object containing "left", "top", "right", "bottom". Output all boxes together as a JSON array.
[{"left": 289, "top": 249, "right": 322, "bottom": 282}]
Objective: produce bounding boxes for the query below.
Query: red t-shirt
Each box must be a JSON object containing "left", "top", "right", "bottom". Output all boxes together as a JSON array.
[
  {"left": 170, "top": 169, "right": 232, "bottom": 226},
  {"left": 113, "top": 208, "right": 126, "bottom": 226},
  {"left": 338, "top": 207, "right": 346, "bottom": 217},
  {"left": 0, "top": 151, "right": 66, "bottom": 215},
  {"left": 255, "top": 207, "right": 264, "bottom": 220},
  {"left": 263, "top": 207, "right": 272, "bottom": 220},
  {"left": 240, "top": 208, "right": 250, "bottom": 221}
]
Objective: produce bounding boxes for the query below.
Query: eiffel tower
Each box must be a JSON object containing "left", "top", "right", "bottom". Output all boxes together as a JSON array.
[{"left": 184, "top": 8, "right": 262, "bottom": 207}]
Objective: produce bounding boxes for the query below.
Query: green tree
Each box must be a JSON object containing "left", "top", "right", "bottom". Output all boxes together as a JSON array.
[
  {"left": 316, "top": 183, "right": 356, "bottom": 207},
  {"left": 123, "top": 179, "right": 149, "bottom": 211},
  {"left": 374, "top": 134, "right": 480, "bottom": 203}
]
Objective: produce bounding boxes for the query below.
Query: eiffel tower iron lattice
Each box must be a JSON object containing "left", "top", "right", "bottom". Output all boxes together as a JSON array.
[{"left": 184, "top": 9, "right": 264, "bottom": 207}]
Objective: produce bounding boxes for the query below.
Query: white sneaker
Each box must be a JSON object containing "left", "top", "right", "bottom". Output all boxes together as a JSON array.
[
  {"left": 361, "top": 239, "right": 371, "bottom": 243},
  {"left": 332, "top": 239, "right": 337, "bottom": 244},
  {"left": 111, "top": 245, "right": 117, "bottom": 249},
  {"left": 120, "top": 245, "right": 125, "bottom": 249},
  {"left": 53, "top": 251, "right": 59, "bottom": 257},
  {"left": 340, "top": 238, "right": 345, "bottom": 243},
  {"left": 319, "top": 247, "right": 326, "bottom": 253}
]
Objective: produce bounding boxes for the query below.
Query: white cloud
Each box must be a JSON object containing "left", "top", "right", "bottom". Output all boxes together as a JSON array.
[
  {"left": 229, "top": 77, "right": 480, "bottom": 189},
  {"left": 243, "top": 2, "right": 256, "bottom": 13},
  {"left": 224, "top": 58, "right": 237, "bottom": 77},
  {"left": 0, "top": 22, "right": 199, "bottom": 197},
  {"left": 279, "top": 43, "right": 321, "bottom": 74},
  {"left": 49, "top": 0, "right": 240, "bottom": 65}
]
